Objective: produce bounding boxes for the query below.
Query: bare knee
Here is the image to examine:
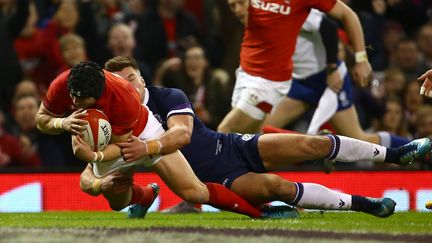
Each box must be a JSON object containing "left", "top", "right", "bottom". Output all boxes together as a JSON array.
[
  {"left": 301, "top": 136, "right": 331, "bottom": 157},
  {"left": 177, "top": 184, "right": 209, "bottom": 204},
  {"left": 264, "top": 175, "right": 297, "bottom": 201}
]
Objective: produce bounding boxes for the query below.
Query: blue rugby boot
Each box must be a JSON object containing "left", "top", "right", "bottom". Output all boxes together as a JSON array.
[
  {"left": 362, "top": 197, "right": 396, "bottom": 218},
  {"left": 261, "top": 205, "right": 300, "bottom": 219},
  {"left": 128, "top": 183, "right": 159, "bottom": 219},
  {"left": 398, "top": 138, "right": 431, "bottom": 165}
]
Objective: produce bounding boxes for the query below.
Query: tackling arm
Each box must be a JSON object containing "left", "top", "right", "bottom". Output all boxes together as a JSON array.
[
  {"left": 117, "top": 114, "right": 194, "bottom": 162},
  {"left": 72, "top": 131, "right": 131, "bottom": 163},
  {"left": 158, "top": 114, "right": 194, "bottom": 154}
]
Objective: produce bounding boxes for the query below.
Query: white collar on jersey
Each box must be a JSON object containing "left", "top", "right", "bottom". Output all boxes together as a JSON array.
[{"left": 143, "top": 88, "right": 149, "bottom": 105}]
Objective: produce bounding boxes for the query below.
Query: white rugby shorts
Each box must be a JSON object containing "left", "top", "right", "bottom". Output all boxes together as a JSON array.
[
  {"left": 93, "top": 105, "right": 165, "bottom": 178},
  {"left": 231, "top": 67, "right": 291, "bottom": 120}
]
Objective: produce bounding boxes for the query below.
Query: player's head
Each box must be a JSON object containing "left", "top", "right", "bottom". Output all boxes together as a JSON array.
[
  {"left": 67, "top": 61, "right": 105, "bottom": 108},
  {"left": 227, "top": 0, "right": 249, "bottom": 25},
  {"left": 105, "top": 56, "right": 145, "bottom": 101}
]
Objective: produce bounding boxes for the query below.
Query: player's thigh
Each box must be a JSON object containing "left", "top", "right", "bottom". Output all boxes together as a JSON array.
[
  {"left": 330, "top": 106, "right": 379, "bottom": 144},
  {"left": 264, "top": 97, "right": 307, "bottom": 128},
  {"left": 152, "top": 150, "right": 208, "bottom": 203},
  {"left": 221, "top": 69, "right": 291, "bottom": 133},
  {"left": 230, "top": 172, "right": 296, "bottom": 205}
]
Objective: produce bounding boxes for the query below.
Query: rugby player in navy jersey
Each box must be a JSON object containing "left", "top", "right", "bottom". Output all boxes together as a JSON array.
[{"left": 81, "top": 56, "right": 432, "bottom": 218}]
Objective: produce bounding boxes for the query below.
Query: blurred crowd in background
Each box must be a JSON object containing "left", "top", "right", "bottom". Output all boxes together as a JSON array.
[{"left": 0, "top": 0, "right": 431, "bottom": 170}]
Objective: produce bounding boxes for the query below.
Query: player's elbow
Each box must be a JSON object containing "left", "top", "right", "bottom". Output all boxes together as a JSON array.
[
  {"left": 79, "top": 174, "right": 97, "bottom": 196},
  {"left": 79, "top": 180, "right": 92, "bottom": 195},
  {"left": 177, "top": 126, "right": 192, "bottom": 147},
  {"left": 34, "top": 113, "right": 43, "bottom": 130}
]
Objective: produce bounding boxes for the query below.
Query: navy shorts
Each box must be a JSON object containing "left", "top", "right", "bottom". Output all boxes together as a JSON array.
[
  {"left": 193, "top": 133, "right": 266, "bottom": 189},
  {"left": 287, "top": 67, "right": 353, "bottom": 111}
]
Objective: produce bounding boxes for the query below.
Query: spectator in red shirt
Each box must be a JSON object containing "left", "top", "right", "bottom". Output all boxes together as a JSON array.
[
  {"left": 14, "top": 1, "right": 78, "bottom": 93},
  {"left": 0, "top": 108, "right": 40, "bottom": 168}
]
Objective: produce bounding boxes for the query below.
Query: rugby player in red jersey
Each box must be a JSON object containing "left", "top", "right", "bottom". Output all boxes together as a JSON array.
[
  {"left": 35, "top": 61, "right": 296, "bottom": 219},
  {"left": 218, "top": 0, "right": 372, "bottom": 134}
]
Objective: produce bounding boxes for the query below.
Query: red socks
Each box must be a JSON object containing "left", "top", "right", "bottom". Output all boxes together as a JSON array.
[
  {"left": 129, "top": 182, "right": 263, "bottom": 218},
  {"left": 130, "top": 184, "right": 156, "bottom": 206},
  {"left": 205, "top": 182, "right": 262, "bottom": 218}
]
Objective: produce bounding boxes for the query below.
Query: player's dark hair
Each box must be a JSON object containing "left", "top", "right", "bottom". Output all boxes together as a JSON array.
[
  {"left": 67, "top": 61, "right": 105, "bottom": 99},
  {"left": 105, "top": 56, "right": 139, "bottom": 72}
]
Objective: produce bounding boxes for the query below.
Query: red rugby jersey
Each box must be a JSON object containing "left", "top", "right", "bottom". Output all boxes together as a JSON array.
[
  {"left": 43, "top": 70, "right": 148, "bottom": 136},
  {"left": 241, "top": 0, "right": 336, "bottom": 81}
]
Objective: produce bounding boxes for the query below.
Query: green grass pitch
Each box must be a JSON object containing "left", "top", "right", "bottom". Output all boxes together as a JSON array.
[{"left": 0, "top": 211, "right": 431, "bottom": 242}]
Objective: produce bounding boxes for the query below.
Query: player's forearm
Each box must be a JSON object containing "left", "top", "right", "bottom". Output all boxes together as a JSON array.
[
  {"left": 101, "top": 144, "right": 122, "bottom": 161},
  {"left": 338, "top": 8, "right": 366, "bottom": 53},
  {"left": 35, "top": 112, "right": 64, "bottom": 135},
  {"left": 90, "top": 131, "right": 131, "bottom": 163},
  {"left": 90, "top": 144, "right": 122, "bottom": 163},
  {"left": 80, "top": 164, "right": 101, "bottom": 196},
  {"left": 157, "top": 124, "right": 191, "bottom": 154}
]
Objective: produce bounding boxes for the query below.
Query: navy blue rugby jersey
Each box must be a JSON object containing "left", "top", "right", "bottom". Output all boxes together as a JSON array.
[{"left": 145, "top": 86, "right": 225, "bottom": 173}]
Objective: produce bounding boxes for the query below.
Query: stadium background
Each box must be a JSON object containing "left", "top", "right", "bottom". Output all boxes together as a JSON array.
[{"left": 0, "top": 0, "right": 431, "bottom": 212}]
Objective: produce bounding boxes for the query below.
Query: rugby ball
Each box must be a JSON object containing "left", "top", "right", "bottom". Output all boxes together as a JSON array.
[{"left": 80, "top": 109, "right": 111, "bottom": 151}]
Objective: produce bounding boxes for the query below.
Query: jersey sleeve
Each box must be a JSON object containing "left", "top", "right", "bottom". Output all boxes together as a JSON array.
[
  {"left": 159, "top": 88, "right": 194, "bottom": 119},
  {"left": 311, "top": 0, "right": 336, "bottom": 13},
  {"left": 42, "top": 71, "right": 72, "bottom": 116},
  {"left": 302, "top": 9, "right": 324, "bottom": 32}
]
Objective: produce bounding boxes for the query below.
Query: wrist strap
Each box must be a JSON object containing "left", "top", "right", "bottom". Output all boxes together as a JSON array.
[
  {"left": 145, "top": 140, "right": 163, "bottom": 155},
  {"left": 53, "top": 118, "right": 64, "bottom": 129},
  {"left": 355, "top": 51, "right": 368, "bottom": 63},
  {"left": 91, "top": 179, "right": 101, "bottom": 194},
  {"left": 90, "top": 151, "right": 104, "bottom": 163},
  {"left": 90, "top": 152, "right": 97, "bottom": 163},
  {"left": 98, "top": 151, "right": 104, "bottom": 162}
]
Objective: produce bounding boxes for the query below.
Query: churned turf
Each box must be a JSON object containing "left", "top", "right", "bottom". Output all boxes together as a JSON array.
[{"left": 0, "top": 211, "right": 431, "bottom": 242}]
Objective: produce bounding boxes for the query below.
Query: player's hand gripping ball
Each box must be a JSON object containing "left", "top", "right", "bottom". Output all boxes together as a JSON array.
[{"left": 80, "top": 109, "right": 111, "bottom": 151}]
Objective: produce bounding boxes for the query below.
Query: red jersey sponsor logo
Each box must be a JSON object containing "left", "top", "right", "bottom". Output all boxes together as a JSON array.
[{"left": 251, "top": 0, "right": 291, "bottom": 15}]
